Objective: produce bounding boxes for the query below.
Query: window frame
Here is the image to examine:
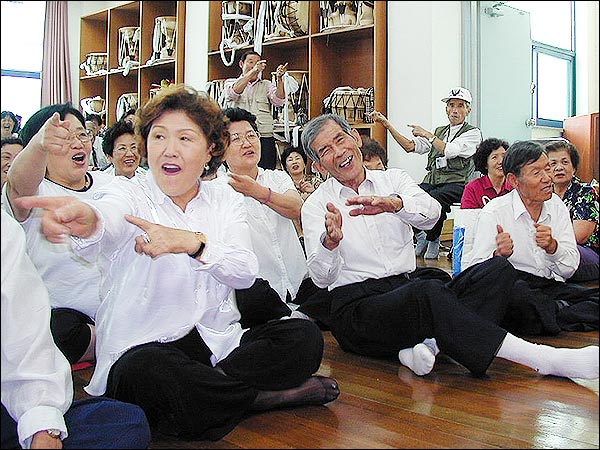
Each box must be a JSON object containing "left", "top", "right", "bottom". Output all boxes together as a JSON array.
[{"left": 532, "top": 41, "right": 575, "bottom": 128}]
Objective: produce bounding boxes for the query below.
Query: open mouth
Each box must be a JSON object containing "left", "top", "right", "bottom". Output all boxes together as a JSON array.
[
  {"left": 162, "top": 163, "right": 181, "bottom": 174},
  {"left": 123, "top": 158, "right": 137, "bottom": 166},
  {"left": 72, "top": 152, "right": 87, "bottom": 164},
  {"left": 338, "top": 155, "right": 353, "bottom": 169},
  {"left": 242, "top": 150, "right": 255, "bottom": 157}
]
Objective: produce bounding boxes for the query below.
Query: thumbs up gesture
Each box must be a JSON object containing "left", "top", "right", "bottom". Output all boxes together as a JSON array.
[{"left": 494, "top": 224, "right": 514, "bottom": 257}]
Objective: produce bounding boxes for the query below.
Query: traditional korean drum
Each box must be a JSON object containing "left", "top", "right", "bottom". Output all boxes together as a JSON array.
[
  {"left": 320, "top": 1, "right": 358, "bottom": 31},
  {"left": 118, "top": 27, "right": 140, "bottom": 68},
  {"left": 265, "top": 1, "right": 309, "bottom": 40},
  {"left": 116, "top": 93, "right": 138, "bottom": 121},
  {"left": 326, "top": 86, "right": 373, "bottom": 123},
  {"left": 219, "top": 1, "right": 254, "bottom": 66},
  {"left": 152, "top": 16, "right": 177, "bottom": 61},
  {"left": 80, "top": 52, "right": 107, "bottom": 76},
  {"left": 80, "top": 96, "right": 106, "bottom": 116}
]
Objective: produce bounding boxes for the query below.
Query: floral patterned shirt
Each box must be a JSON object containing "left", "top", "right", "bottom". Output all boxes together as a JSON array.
[{"left": 561, "top": 176, "right": 599, "bottom": 254}]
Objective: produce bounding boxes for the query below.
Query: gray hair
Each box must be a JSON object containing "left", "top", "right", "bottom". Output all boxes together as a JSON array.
[
  {"left": 301, "top": 114, "right": 353, "bottom": 163},
  {"left": 502, "top": 140, "right": 546, "bottom": 177}
]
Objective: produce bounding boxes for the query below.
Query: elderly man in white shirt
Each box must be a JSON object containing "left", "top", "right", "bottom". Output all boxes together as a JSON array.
[
  {"left": 14, "top": 85, "right": 339, "bottom": 442},
  {"left": 469, "top": 140, "right": 598, "bottom": 335},
  {"left": 1, "top": 209, "right": 151, "bottom": 450},
  {"left": 299, "top": 113, "right": 598, "bottom": 380}
]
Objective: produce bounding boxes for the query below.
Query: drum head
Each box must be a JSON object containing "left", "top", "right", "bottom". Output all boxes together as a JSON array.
[{"left": 278, "top": 1, "right": 309, "bottom": 37}]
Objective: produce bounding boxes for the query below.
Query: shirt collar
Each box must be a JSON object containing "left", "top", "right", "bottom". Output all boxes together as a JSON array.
[
  {"left": 331, "top": 168, "right": 373, "bottom": 199},
  {"left": 510, "top": 189, "right": 552, "bottom": 223}
]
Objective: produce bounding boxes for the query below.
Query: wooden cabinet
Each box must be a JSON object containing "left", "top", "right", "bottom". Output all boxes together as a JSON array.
[
  {"left": 563, "top": 112, "right": 599, "bottom": 183},
  {"left": 206, "top": 1, "right": 387, "bottom": 151},
  {"left": 79, "top": 1, "right": 186, "bottom": 126}
]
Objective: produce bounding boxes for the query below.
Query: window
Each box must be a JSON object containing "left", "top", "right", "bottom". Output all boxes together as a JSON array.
[
  {"left": 506, "top": 1, "right": 575, "bottom": 127},
  {"left": 1, "top": 1, "right": 46, "bottom": 126}
]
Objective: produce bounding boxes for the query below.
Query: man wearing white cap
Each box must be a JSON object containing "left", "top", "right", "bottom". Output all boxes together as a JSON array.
[{"left": 369, "top": 87, "right": 482, "bottom": 259}]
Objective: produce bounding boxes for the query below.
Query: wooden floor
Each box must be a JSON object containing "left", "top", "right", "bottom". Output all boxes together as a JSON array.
[{"left": 73, "top": 252, "right": 599, "bottom": 449}]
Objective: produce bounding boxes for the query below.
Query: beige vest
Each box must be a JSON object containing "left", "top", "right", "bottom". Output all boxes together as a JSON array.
[{"left": 223, "top": 79, "right": 275, "bottom": 137}]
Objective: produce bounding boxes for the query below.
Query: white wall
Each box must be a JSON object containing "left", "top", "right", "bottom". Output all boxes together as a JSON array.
[{"left": 385, "top": 2, "right": 462, "bottom": 183}]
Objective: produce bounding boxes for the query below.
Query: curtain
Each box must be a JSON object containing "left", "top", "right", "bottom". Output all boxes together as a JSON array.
[{"left": 41, "top": 1, "right": 72, "bottom": 106}]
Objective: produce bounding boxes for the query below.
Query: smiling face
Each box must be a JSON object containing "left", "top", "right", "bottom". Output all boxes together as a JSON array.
[
  {"left": 224, "top": 120, "right": 261, "bottom": 174},
  {"left": 109, "top": 132, "right": 140, "bottom": 178},
  {"left": 311, "top": 119, "right": 365, "bottom": 191},
  {"left": 445, "top": 99, "right": 471, "bottom": 126},
  {"left": 508, "top": 153, "right": 553, "bottom": 206},
  {"left": 285, "top": 151, "right": 306, "bottom": 177},
  {"left": 45, "top": 113, "right": 92, "bottom": 189},
  {"left": 147, "top": 110, "right": 212, "bottom": 209},
  {"left": 1, "top": 115, "right": 16, "bottom": 139},
  {"left": 486, "top": 146, "right": 507, "bottom": 179},
  {"left": 1, "top": 142, "right": 24, "bottom": 187}
]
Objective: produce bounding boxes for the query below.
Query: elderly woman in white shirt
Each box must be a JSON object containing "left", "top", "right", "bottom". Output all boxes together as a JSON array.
[
  {"left": 215, "top": 107, "right": 330, "bottom": 329},
  {"left": 14, "top": 85, "right": 339, "bottom": 442}
]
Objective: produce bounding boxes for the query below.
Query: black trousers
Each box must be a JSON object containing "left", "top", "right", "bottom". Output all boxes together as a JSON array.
[
  {"left": 50, "top": 307, "right": 94, "bottom": 364},
  {"left": 258, "top": 136, "right": 278, "bottom": 170},
  {"left": 419, "top": 182, "right": 464, "bottom": 241},
  {"left": 106, "top": 318, "right": 323, "bottom": 441},
  {"left": 328, "top": 257, "right": 516, "bottom": 376}
]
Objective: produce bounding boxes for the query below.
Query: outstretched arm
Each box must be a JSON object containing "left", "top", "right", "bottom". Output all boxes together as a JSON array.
[
  {"left": 12, "top": 195, "right": 98, "bottom": 243},
  {"left": 368, "top": 111, "right": 416, "bottom": 153}
]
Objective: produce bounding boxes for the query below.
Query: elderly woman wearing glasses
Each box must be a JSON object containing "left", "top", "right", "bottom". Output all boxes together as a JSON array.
[
  {"left": 2, "top": 103, "right": 114, "bottom": 367},
  {"left": 211, "top": 107, "right": 330, "bottom": 329}
]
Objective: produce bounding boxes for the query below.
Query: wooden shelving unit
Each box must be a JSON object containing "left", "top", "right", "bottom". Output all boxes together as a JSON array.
[
  {"left": 79, "top": 1, "right": 186, "bottom": 126},
  {"left": 207, "top": 1, "right": 387, "bottom": 150}
]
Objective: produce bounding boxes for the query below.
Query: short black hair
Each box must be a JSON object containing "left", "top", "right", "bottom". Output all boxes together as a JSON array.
[
  {"left": 360, "top": 136, "right": 388, "bottom": 168},
  {"left": 85, "top": 113, "right": 103, "bottom": 127},
  {"left": 502, "top": 140, "right": 546, "bottom": 177},
  {"left": 239, "top": 50, "right": 261, "bottom": 64},
  {"left": 1, "top": 110, "right": 21, "bottom": 134},
  {"left": 102, "top": 120, "right": 136, "bottom": 157},
  {"left": 19, "top": 103, "right": 85, "bottom": 147},
  {"left": 1, "top": 136, "right": 24, "bottom": 148},
  {"left": 280, "top": 146, "right": 307, "bottom": 173},
  {"left": 473, "top": 137, "right": 510, "bottom": 175},
  {"left": 544, "top": 140, "right": 580, "bottom": 170},
  {"left": 222, "top": 107, "right": 259, "bottom": 132}
]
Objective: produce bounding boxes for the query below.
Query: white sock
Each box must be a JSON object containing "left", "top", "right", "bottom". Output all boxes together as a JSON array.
[
  {"left": 398, "top": 343, "right": 436, "bottom": 376},
  {"left": 422, "top": 338, "right": 440, "bottom": 356},
  {"left": 497, "top": 333, "right": 599, "bottom": 380}
]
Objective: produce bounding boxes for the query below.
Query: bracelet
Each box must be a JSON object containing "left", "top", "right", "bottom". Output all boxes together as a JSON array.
[{"left": 261, "top": 187, "right": 272, "bottom": 204}]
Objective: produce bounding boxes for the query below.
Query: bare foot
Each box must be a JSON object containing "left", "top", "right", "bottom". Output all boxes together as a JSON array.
[{"left": 250, "top": 376, "right": 340, "bottom": 411}]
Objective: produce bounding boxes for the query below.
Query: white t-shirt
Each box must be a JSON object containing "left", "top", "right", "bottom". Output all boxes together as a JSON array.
[{"left": 2, "top": 171, "right": 114, "bottom": 319}]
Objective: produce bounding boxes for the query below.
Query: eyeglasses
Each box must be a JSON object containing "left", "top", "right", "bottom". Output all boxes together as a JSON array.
[
  {"left": 230, "top": 130, "right": 260, "bottom": 147},
  {"left": 68, "top": 129, "right": 93, "bottom": 144}
]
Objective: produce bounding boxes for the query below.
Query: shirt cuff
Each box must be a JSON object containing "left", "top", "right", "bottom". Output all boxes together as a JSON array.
[{"left": 18, "top": 406, "right": 67, "bottom": 449}]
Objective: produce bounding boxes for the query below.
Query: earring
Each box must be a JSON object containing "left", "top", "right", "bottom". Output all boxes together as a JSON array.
[{"left": 204, "top": 164, "right": 210, "bottom": 172}]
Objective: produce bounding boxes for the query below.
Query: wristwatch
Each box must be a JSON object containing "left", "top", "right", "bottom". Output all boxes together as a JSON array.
[
  {"left": 428, "top": 135, "right": 436, "bottom": 144},
  {"left": 45, "top": 429, "right": 62, "bottom": 439},
  {"left": 189, "top": 232, "right": 207, "bottom": 259}
]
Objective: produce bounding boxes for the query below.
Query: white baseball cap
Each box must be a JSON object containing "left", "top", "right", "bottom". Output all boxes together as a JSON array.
[{"left": 441, "top": 87, "right": 472, "bottom": 104}]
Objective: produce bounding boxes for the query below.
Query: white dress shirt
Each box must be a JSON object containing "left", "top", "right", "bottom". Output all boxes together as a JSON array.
[
  {"left": 301, "top": 168, "right": 441, "bottom": 290},
  {"left": 469, "top": 189, "right": 579, "bottom": 281},
  {"left": 413, "top": 123, "right": 481, "bottom": 160},
  {"left": 213, "top": 168, "right": 308, "bottom": 302},
  {"left": 1, "top": 171, "right": 114, "bottom": 319},
  {"left": 2, "top": 209, "right": 71, "bottom": 449},
  {"left": 71, "top": 172, "right": 258, "bottom": 396}
]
